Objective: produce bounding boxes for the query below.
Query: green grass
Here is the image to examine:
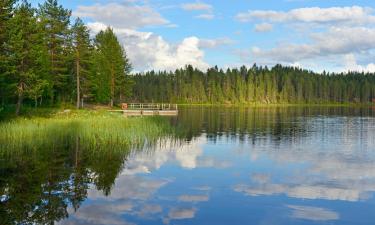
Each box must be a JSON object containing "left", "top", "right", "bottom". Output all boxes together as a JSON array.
[{"left": 0, "top": 109, "right": 173, "bottom": 153}]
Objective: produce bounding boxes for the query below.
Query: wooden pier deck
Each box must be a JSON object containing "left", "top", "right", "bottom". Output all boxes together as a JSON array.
[{"left": 109, "top": 103, "right": 178, "bottom": 116}]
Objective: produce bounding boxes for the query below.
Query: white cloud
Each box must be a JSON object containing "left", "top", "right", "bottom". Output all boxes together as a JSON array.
[
  {"left": 181, "top": 2, "right": 212, "bottom": 11},
  {"left": 254, "top": 23, "right": 273, "bottom": 32},
  {"left": 235, "top": 6, "right": 375, "bottom": 71},
  {"left": 199, "top": 37, "right": 234, "bottom": 49},
  {"left": 251, "top": 26, "right": 375, "bottom": 66},
  {"left": 74, "top": 3, "right": 170, "bottom": 29},
  {"left": 87, "top": 22, "right": 209, "bottom": 72},
  {"left": 287, "top": 205, "right": 339, "bottom": 221},
  {"left": 344, "top": 54, "right": 375, "bottom": 73},
  {"left": 236, "top": 6, "right": 375, "bottom": 25}
]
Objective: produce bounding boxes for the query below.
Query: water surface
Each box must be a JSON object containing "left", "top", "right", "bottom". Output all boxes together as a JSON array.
[{"left": 1, "top": 107, "right": 375, "bottom": 225}]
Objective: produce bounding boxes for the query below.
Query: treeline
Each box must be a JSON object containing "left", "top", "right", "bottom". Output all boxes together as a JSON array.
[
  {"left": 0, "top": 0, "right": 132, "bottom": 115},
  {"left": 132, "top": 65, "right": 375, "bottom": 104}
]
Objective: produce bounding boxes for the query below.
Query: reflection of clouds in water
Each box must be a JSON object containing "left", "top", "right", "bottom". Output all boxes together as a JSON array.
[
  {"left": 163, "top": 207, "right": 197, "bottom": 224},
  {"left": 251, "top": 173, "right": 271, "bottom": 184},
  {"left": 123, "top": 136, "right": 230, "bottom": 176},
  {"left": 234, "top": 152, "right": 375, "bottom": 201},
  {"left": 136, "top": 204, "right": 163, "bottom": 217},
  {"left": 60, "top": 202, "right": 135, "bottom": 225},
  {"left": 287, "top": 205, "right": 339, "bottom": 221},
  {"left": 192, "top": 185, "right": 212, "bottom": 191},
  {"left": 178, "top": 194, "right": 209, "bottom": 202},
  {"left": 63, "top": 175, "right": 168, "bottom": 224},
  {"left": 62, "top": 136, "right": 218, "bottom": 225},
  {"left": 233, "top": 117, "right": 375, "bottom": 202},
  {"left": 88, "top": 175, "right": 170, "bottom": 201},
  {"left": 234, "top": 183, "right": 365, "bottom": 202}
]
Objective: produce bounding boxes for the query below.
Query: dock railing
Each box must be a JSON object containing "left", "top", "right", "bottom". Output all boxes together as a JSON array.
[{"left": 126, "top": 103, "right": 178, "bottom": 111}]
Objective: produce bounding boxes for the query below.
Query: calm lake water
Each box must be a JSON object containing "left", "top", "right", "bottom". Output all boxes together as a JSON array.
[{"left": 2, "top": 106, "right": 375, "bottom": 225}]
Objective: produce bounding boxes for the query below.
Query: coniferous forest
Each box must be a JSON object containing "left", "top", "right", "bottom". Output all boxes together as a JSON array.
[
  {"left": 1, "top": 0, "right": 375, "bottom": 116},
  {"left": 132, "top": 65, "right": 375, "bottom": 104}
]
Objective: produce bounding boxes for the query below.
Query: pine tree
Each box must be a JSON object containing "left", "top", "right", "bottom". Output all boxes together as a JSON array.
[
  {"left": 72, "top": 18, "right": 92, "bottom": 109},
  {"left": 38, "top": 0, "right": 71, "bottom": 103},
  {"left": 8, "top": 0, "right": 48, "bottom": 115},
  {"left": 0, "top": 0, "right": 17, "bottom": 106}
]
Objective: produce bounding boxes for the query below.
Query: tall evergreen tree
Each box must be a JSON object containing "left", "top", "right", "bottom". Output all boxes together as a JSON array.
[
  {"left": 72, "top": 18, "right": 92, "bottom": 109},
  {"left": 38, "top": 0, "right": 71, "bottom": 103},
  {"left": 8, "top": 0, "right": 48, "bottom": 115},
  {"left": 0, "top": 0, "right": 17, "bottom": 106},
  {"left": 93, "top": 27, "right": 132, "bottom": 107}
]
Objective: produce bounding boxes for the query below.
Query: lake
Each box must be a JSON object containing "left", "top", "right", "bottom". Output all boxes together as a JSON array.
[{"left": 1, "top": 106, "right": 375, "bottom": 225}]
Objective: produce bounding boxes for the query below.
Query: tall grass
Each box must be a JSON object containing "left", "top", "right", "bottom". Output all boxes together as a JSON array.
[{"left": 0, "top": 110, "right": 173, "bottom": 153}]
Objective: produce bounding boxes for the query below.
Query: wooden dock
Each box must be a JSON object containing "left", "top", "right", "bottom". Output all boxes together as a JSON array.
[{"left": 109, "top": 103, "right": 178, "bottom": 116}]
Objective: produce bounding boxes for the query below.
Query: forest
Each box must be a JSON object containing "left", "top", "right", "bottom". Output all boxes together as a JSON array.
[
  {"left": 131, "top": 65, "right": 375, "bottom": 104},
  {"left": 1, "top": 0, "right": 375, "bottom": 117},
  {"left": 0, "top": 0, "right": 132, "bottom": 115}
]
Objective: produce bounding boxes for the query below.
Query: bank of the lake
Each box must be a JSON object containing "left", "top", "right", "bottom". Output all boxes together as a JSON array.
[{"left": 0, "top": 109, "right": 174, "bottom": 153}]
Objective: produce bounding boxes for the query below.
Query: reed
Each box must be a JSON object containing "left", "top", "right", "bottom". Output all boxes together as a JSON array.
[{"left": 0, "top": 110, "right": 173, "bottom": 153}]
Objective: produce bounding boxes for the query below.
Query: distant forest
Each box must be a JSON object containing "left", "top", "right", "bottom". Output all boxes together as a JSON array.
[
  {"left": 1, "top": 1, "right": 375, "bottom": 116},
  {"left": 132, "top": 65, "right": 375, "bottom": 104}
]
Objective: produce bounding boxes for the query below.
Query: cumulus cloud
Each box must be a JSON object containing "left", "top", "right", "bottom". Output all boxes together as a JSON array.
[
  {"left": 181, "top": 2, "right": 212, "bottom": 11},
  {"left": 287, "top": 205, "right": 339, "bottom": 221},
  {"left": 251, "top": 26, "right": 375, "bottom": 66},
  {"left": 254, "top": 23, "right": 273, "bottom": 32},
  {"left": 87, "top": 22, "right": 209, "bottom": 71},
  {"left": 74, "top": 3, "right": 170, "bottom": 29},
  {"left": 236, "top": 6, "right": 375, "bottom": 25},
  {"left": 235, "top": 6, "right": 375, "bottom": 71},
  {"left": 344, "top": 54, "right": 375, "bottom": 73}
]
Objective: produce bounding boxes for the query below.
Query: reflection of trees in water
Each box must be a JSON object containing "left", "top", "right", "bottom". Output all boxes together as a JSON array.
[
  {"left": 0, "top": 137, "right": 131, "bottom": 225},
  {"left": 1, "top": 107, "right": 374, "bottom": 224},
  {"left": 174, "top": 106, "right": 375, "bottom": 144}
]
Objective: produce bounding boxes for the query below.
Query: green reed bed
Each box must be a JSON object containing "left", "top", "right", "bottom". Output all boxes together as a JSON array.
[{"left": 0, "top": 110, "right": 173, "bottom": 153}]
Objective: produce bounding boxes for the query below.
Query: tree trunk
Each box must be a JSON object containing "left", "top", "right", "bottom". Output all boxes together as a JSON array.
[
  {"left": 110, "top": 64, "right": 115, "bottom": 108},
  {"left": 16, "top": 83, "right": 24, "bottom": 116},
  {"left": 76, "top": 51, "right": 80, "bottom": 109}
]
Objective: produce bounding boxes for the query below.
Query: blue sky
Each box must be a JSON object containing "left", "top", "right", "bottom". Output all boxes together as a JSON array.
[{"left": 29, "top": 0, "right": 375, "bottom": 72}]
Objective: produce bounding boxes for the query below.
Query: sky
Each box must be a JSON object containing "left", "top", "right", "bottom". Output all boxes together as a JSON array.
[{"left": 29, "top": 0, "right": 375, "bottom": 73}]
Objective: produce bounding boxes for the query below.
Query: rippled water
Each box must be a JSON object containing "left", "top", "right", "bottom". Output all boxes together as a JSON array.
[{"left": 2, "top": 107, "right": 375, "bottom": 225}]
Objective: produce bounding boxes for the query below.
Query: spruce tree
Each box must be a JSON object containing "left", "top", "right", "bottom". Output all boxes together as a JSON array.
[{"left": 93, "top": 27, "right": 132, "bottom": 107}]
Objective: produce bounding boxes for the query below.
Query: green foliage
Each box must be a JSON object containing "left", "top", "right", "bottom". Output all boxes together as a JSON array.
[
  {"left": 8, "top": 1, "right": 49, "bottom": 115},
  {"left": 1, "top": 0, "right": 133, "bottom": 115},
  {"left": 92, "top": 27, "right": 132, "bottom": 106},
  {"left": 72, "top": 17, "right": 92, "bottom": 108},
  {"left": 131, "top": 64, "right": 375, "bottom": 104},
  {"left": 0, "top": 110, "right": 172, "bottom": 152},
  {"left": 38, "top": 0, "right": 72, "bottom": 102}
]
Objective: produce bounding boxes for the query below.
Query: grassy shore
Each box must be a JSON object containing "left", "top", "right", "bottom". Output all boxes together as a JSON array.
[{"left": 0, "top": 109, "right": 173, "bottom": 153}]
